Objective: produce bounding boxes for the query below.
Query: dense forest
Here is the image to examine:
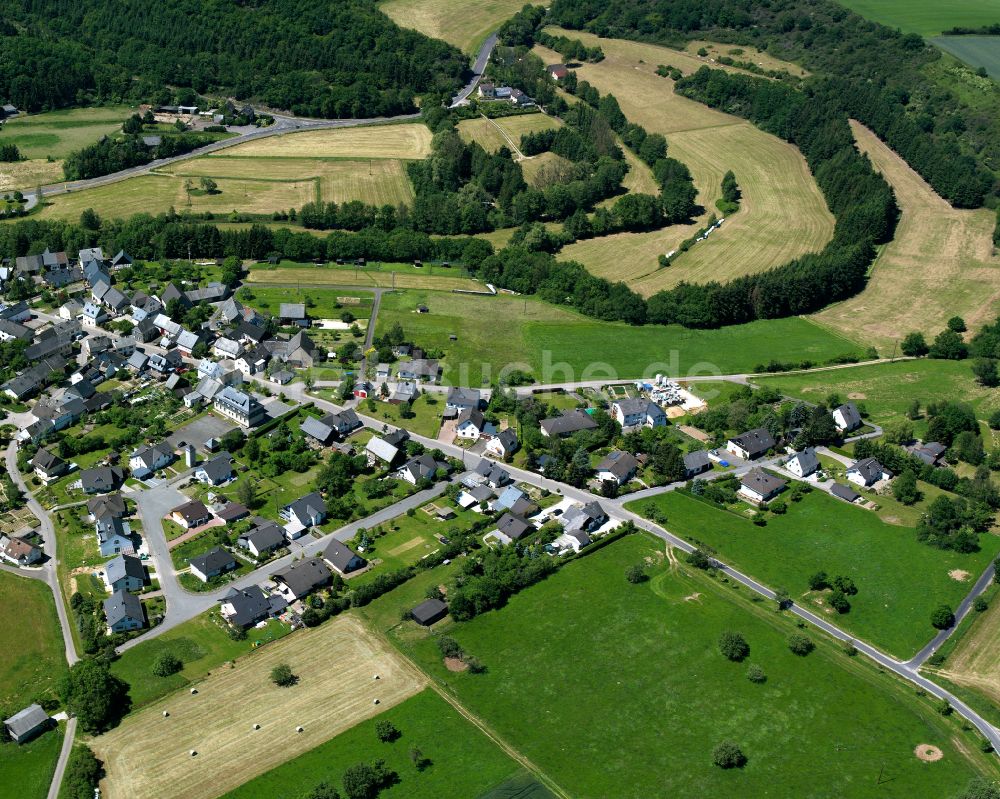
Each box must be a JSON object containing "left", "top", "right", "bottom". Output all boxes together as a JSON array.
[
  {"left": 546, "top": 0, "right": 997, "bottom": 207},
  {"left": 0, "top": 0, "right": 465, "bottom": 117}
]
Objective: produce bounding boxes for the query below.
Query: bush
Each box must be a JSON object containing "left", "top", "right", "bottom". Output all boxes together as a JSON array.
[
  {"left": 375, "top": 719, "right": 400, "bottom": 743},
  {"left": 151, "top": 652, "right": 183, "bottom": 677},
  {"left": 746, "top": 664, "right": 766, "bottom": 683},
  {"left": 270, "top": 663, "right": 297, "bottom": 687},
  {"left": 827, "top": 590, "right": 851, "bottom": 614},
  {"left": 342, "top": 759, "right": 395, "bottom": 799},
  {"left": 788, "top": 633, "right": 815, "bottom": 656},
  {"left": 712, "top": 740, "right": 747, "bottom": 769},
  {"left": 718, "top": 631, "right": 750, "bottom": 662},
  {"left": 975, "top": 596, "right": 989, "bottom": 612},
  {"left": 686, "top": 548, "right": 711, "bottom": 569},
  {"left": 437, "top": 636, "right": 463, "bottom": 659},
  {"left": 931, "top": 604, "right": 955, "bottom": 630},
  {"left": 62, "top": 746, "right": 103, "bottom": 799},
  {"left": 808, "top": 571, "right": 829, "bottom": 591},
  {"left": 625, "top": 564, "right": 647, "bottom": 583}
]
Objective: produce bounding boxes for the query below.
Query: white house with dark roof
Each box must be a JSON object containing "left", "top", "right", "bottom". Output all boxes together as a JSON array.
[
  {"left": 683, "top": 450, "right": 711, "bottom": 478},
  {"left": 738, "top": 469, "right": 787, "bottom": 504},
  {"left": 30, "top": 448, "right": 66, "bottom": 482},
  {"left": 446, "top": 387, "right": 481, "bottom": 413},
  {"left": 725, "top": 428, "right": 775, "bottom": 460},
  {"left": 188, "top": 547, "right": 237, "bottom": 582},
  {"left": 786, "top": 448, "right": 820, "bottom": 478},
  {"left": 103, "top": 553, "right": 145, "bottom": 593},
  {"left": 611, "top": 398, "right": 667, "bottom": 429},
  {"left": 128, "top": 440, "right": 174, "bottom": 479},
  {"left": 214, "top": 386, "right": 266, "bottom": 427},
  {"left": 455, "top": 409, "right": 487, "bottom": 440},
  {"left": 486, "top": 428, "right": 519, "bottom": 459},
  {"left": 847, "top": 458, "right": 892, "bottom": 487},
  {"left": 281, "top": 492, "right": 327, "bottom": 529},
  {"left": 323, "top": 539, "right": 366, "bottom": 575},
  {"left": 596, "top": 450, "right": 638, "bottom": 485},
  {"left": 539, "top": 410, "right": 598, "bottom": 437},
  {"left": 194, "top": 452, "right": 233, "bottom": 485},
  {"left": 103, "top": 589, "right": 145, "bottom": 633},
  {"left": 832, "top": 402, "right": 863, "bottom": 434}
]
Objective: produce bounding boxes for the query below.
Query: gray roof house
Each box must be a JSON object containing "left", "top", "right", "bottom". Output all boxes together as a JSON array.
[
  {"left": 494, "top": 513, "right": 533, "bottom": 542},
  {"left": 104, "top": 553, "right": 145, "bottom": 593},
  {"left": 410, "top": 597, "right": 448, "bottom": 626},
  {"left": 214, "top": 385, "right": 266, "bottom": 427},
  {"left": 323, "top": 539, "right": 367, "bottom": 575},
  {"left": 726, "top": 428, "right": 776, "bottom": 460},
  {"left": 128, "top": 440, "right": 174, "bottom": 479},
  {"left": 786, "top": 447, "right": 820, "bottom": 478},
  {"left": 830, "top": 482, "right": 862, "bottom": 503},
  {"left": 300, "top": 414, "right": 337, "bottom": 445},
  {"left": 220, "top": 586, "right": 277, "bottom": 628},
  {"left": 560, "top": 501, "right": 607, "bottom": 533},
  {"left": 445, "top": 387, "right": 481, "bottom": 412},
  {"left": 104, "top": 589, "right": 145, "bottom": 633},
  {"left": 595, "top": 450, "right": 639, "bottom": 485},
  {"left": 278, "top": 302, "right": 307, "bottom": 322},
  {"left": 396, "top": 358, "right": 439, "bottom": 384},
  {"left": 847, "top": 458, "right": 892, "bottom": 488},
  {"left": 31, "top": 447, "right": 66, "bottom": 481},
  {"left": 80, "top": 465, "right": 124, "bottom": 494},
  {"left": 683, "top": 450, "right": 711, "bottom": 478},
  {"left": 4, "top": 704, "right": 51, "bottom": 744},
  {"left": 366, "top": 436, "right": 402, "bottom": 468},
  {"left": 188, "top": 547, "right": 238, "bottom": 583},
  {"left": 540, "top": 410, "right": 598, "bottom": 437},
  {"left": 832, "top": 402, "right": 863, "bottom": 433},
  {"left": 194, "top": 452, "right": 234, "bottom": 485},
  {"left": 281, "top": 492, "right": 327, "bottom": 528},
  {"left": 273, "top": 558, "right": 331, "bottom": 601},
  {"left": 738, "top": 469, "right": 787, "bottom": 504},
  {"left": 237, "top": 521, "right": 286, "bottom": 558}
]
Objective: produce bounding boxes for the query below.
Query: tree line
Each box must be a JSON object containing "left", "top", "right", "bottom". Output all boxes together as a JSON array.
[
  {"left": 0, "top": 0, "right": 465, "bottom": 118},
  {"left": 62, "top": 133, "right": 214, "bottom": 181}
]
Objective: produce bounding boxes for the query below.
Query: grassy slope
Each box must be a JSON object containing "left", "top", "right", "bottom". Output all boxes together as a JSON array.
[
  {"left": 375, "top": 289, "right": 863, "bottom": 386},
  {"left": 221, "top": 689, "right": 523, "bottom": 799},
  {"left": 0, "top": 570, "right": 67, "bottom": 708},
  {"left": 378, "top": 0, "right": 526, "bottom": 54},
  {"left": 834, "top": 0, "right": 1000, "bottom": 36},
  {"left": 535, "top": 32, "right": 833, "bottom": 295},
  {"left": 626, "top": 491, "right": 1000, "bottom": 658},
  {"left": 812, "top": 122, "right": 1000, "bottom": 351},
  {"left": 398, "top": 535, "right": 988, "bottom": 797}
]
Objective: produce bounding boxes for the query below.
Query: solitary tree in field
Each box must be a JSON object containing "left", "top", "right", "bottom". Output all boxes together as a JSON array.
[
  {"left": 746, "top": 664, "right": 766, "bottom": 684},
  {"left": 931, "top": 605, "right": 955, "bottom": 630},
  {"left": 625, "top": 564, "right": 647, "bottom": 584},
  {"left": 200, "top": 176, "right": 218, "bottom": 194},
  {"left": 788, "top": 633, "right": 815, "bottom": 656},
  {"left": 901, "top": 332, "right": 928, "bottom": 357},
  {"left": 719, "top": 631, "right": 750, "bottom": 662},
  {"left": 152, "top": 652, "right": 183, "bottom": 677},
  {"left": 270, "top": 663, "right": 296, "bottom": 687},
  {"left": 375, "top": 719, "right": 399, "bottom": 743},
  {"left": 712, "top": 740, "right": 747, "bottom": 769}
]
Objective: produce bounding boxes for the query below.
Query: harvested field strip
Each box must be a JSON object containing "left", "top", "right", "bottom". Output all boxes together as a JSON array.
[
  {"left": 219, "top": 123, "right": 432, "bottom": 159},
  {"left": 932, "top": 593, "right": 1000, "bottom": 707},
  {"left": 534, "top": 33, "right": 834, "bottom": 294},
  {"left": 380, "top": 0, "right": 527, "bottom": 54},
  {"left": 247, "top": 265, "right": 482, "bottom": 292},
  {"left": 91, "top": 616, "right": 424, "bottom": 799},
  {"left": 457, "top": 114, "right": 561, "bottom": 155},
  {"left": 812, "top": 122, "right": 1000, "bottom": 350}
]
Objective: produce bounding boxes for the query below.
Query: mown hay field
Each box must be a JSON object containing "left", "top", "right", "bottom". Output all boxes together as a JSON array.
[
  {"left": 91, "top": 615, "right": 424, "bottom": 799},
  {"left": 812, "top": 122, "right": 1000, "bottom": 351},
  {"left": 247, "top": 263, "right": 482, "bottom": 292},
  {"left": 682, "top": 40, "right": 810, "bottom": 77},
  {"left": 457, "top": 113, "right": 562, "bottom": 155},
  {"left": 932, "top": 592, "right": 1000, "bottom": 711},
  {"left": 534, "top": 33, "right": 834, "bottom": 295},
  {"left": 221, "top": 123, "right": 432, "bottom": 160},
  {"left": 379, "top": 0, "right": 527, "bottom": 54}
]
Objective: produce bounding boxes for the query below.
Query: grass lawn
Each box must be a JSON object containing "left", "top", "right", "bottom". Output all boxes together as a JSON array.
[
  {"left": 0, "top": 106, "right": 132, "bottom": 159},
  {"left": 221, "top": 688, "right": 526, "bottom": 799},
  {"left": 0, "top": 571, "right": 67, "bottom": 709},
  {"left": 397, "top": 534, "right": 992, "bottom": 797},
  {"left": 626, "top": 491, "right": 1000, "bottom": 658},
  {"left": 376, "top": 289, "right": 864, "bottom": 387},
  {"left": 110, "top": 611, "right": 290, "bottom": 710},
  {"left": 361, "top": 393, "right": 443, "bottom": 438},
  {"left": 457, "top": 113, "right": 561, "bottom": 155},
  {"left": 835, "top": 0, "right": 1000, "bottom": 36},
  {"left": 242, "top": 285, "right": 372, "bottom": 321},
  {"left": 756, "top": 359, "right": 1000, "bottom": 439},
  {"left": 0, "top": 722, "right": 64, "bottom": 799}
]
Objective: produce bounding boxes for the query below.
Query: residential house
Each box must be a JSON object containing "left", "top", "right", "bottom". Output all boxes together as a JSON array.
[
  {"left": 59, "top": 299, "right": 83, "bottom": 320},
  {"left": 276, "top": 331, "right": 316, "bottom": 368},
  {"left": 213, "top": 386, "right": 266, "bottom": 427},
  {"left": 471, "top": 458, "right": 509, "bottom": 489},
  {"left": 281, "top": 492, "right": 326, "bottom": 528},
  {"left": 278, "top": 302, "right": 307, "bottom": 323},
  {"left": 366, "top": 436, "right": 402, "bottom": 468},
  {"left": 486, "top": 428, "right": 518, "bottom": 459},
  {"left": 220, "top": 586, "right": 284, "bottom": 629},
  {"left": 725, "top": 428, "right": 776, "bottom": 460},
  {"left": 477, "top": 82, "right": 496, "bottom": 99},
  {"left": 509, "top": 88, "right": 534, "bottom": 107},
  {"left": 188, "top": 547, "right": 238, "bottom": 582},
  {"left": 175, "top": 329, "right": 203, "bottom": 357},
  {"left": 171, "top": 499, "right": 212, "bottom": 529},
  {"left": 445, "top": 387, "right": 481, "bottom": 413},
  {"left": 96, "top": 515, "right": 135, "bottom": 557},
  {"left": 0, "top": 319, "right": 31, "bottom": 342},
  {"left": 539, "top": 410, "right": 598, "bottom": 437},
  {"left": 553, "top": 529, "right": 592, "bottom": 553},
  {"left": 216, "top": 502, "right": 249, "bottom": 524},
  {"left": 493, "top": 513, "right": 533, "bottom": 543},
  {"left": 126, "top": 350, "right": 149, "bottom": 373},
  {"left": 738, "top": 469, "right": 787, "bottom": 504},
  {"left": 128, "top": 441, "right": 174, "bottom": 479},
  {"left": 213, "top": 337, "right": 242, "bottom": 360},
  {"left": 455, "top": 409, "right": 486, "bottom": 440},
  {"left": 103, "top": 553, "right": 145, "bottom": 593},
  {"left": 560, "top": 501, "right": 608, "bottom": 534},
  {"left": 81, "top": 302, "right": 107, "bottom": 328},
  {"left": 110, "top": 250, "right": 133, "bottom": 271},
  {"left": 159, "top": 283, "right": 191, "bottom": 310},
  {"left": 300, "top": 414, "right": 337, "bottom": 445},
  {"left": 683, "top": 450, "right": 711, "bottom": 478},
  {"left": 185, "top": 283, "right": 228, "bottom": 304},
  {"left": 237, "top": 520, "right": 285, "bottom": 558},
  {"left": 396, "top": 359, "right": 439, "bottom": 384},
  {"left": 103, "top": 589, "right": 145, "bottom": 633},
  {"left": 786, "top": 448, "right": 820, "bottom": 478},
  {"left": 3, "top": 705, "right": 50, "bottom": 744},
  {"left": 410, "top": 598, "right": 448, "bottom": 626},
  {"left": 832, "top": 402, "right": 863, "bottom": 434},
  {"left": 546, "top": 64, "right": 569, "bottom": 80},
  {"left": 596, "top": 450, "right": 639, "bottom": 485},
  {"left": 611, "top": 398, "right": 667, "bottom": 429},
  {"left": 389, "top": 380, "right": 418, "bottom": 404},
  {"left": 235, "top": 346, "right": 268, "bottom": 376},
  {"left": 194, "top": 452, "right": 233, "bottom": 485},
  {"left": 41, "top": 248, "right": 68, "bottom": 269},
  {"left": 236, "top": 321, "right": 268, "bottom": 347},
  {"left": 400, "top": 453, "right": 444, "bottom": 486},
  {"left": 80, "top": 466, "right": 123, "bottom": 494},
  {"left": 30, "top": 448, "right": 66, "bottom": 482},
  {"left": 272, "top": 558, "right": 331, "bottom": 602},
  {"left": 1, "top": 536, "right": 42, "bottom": 566},
  {"left": 908, "top": 441, "right": 948, "bottom": 466},
  {"left": 89, "top": 493, "right": 126, "bottom": 519},
  {"left": 0, "top": 301, "right": 31, "bottom": 322},
  {"left": 847, "top": 458, "right": 892, "bottom": 488},
  {"left": 323, "top": 539, "right": 367, "bottom": 575},
  {"left": 830, "top": 483, "right": 862, "bottom": 504}
]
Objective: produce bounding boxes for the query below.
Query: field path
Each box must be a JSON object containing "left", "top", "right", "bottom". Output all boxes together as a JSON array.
[
  {"left": 482, "top": 115, "right": 526, "bottom": 159},
  {"left": 813, "top": 121, "right": 1000, "bottom": 350}
]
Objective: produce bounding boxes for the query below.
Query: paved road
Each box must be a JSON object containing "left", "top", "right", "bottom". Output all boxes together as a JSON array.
[
  {"left": 451, "top": 33, "right": 498, "bottom": 107},
  {"left": 47, "top": 717, "right": 78, "bottom": 799}
]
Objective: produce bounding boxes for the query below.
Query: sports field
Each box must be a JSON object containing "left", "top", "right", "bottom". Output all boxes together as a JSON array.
[
  {"left": 376, "top": 289, "right": 864, "bottom": 386},
  {"left": 836, "top": 0, "right": 1000, "bottom": 36},
  {"left": 403, "top": 534, "right": 988, "bottom": 797},
  {"left": 222, "top": 689, "right": 529, "bottom": 799},
  {"left": 457, "top": 113, "right": 561, "bottom": 156},
  {"left": 535, "top": 33, "right": 834, "bottom": 294},
  {"left": 0, "top": 570, "right": 67, "bottom": 709},
  {"left": 933, "top": 36, "right": 1000, "bottom": 79},
  {"left": 220, "top": 123, "right": 432, "bottom": 160},
  {"left": 813, "top": 122, "right": 1000, "bottom": 350},
  {"left": 756, "top": 359, "right": 1000, "bottom": 438},
  {"left": 379, "top": 0, "right": 526, "bottom": 54},
  {"left": 92, "top": 616, "right": 424, "bottom": 799},
  {"left": 627, "top": 491, "right": 1000, "bottom": 658}
]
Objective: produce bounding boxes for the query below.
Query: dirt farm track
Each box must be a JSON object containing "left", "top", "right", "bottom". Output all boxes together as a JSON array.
[{"left": 90, "top": 616, "right": 425, "bottom": 799}]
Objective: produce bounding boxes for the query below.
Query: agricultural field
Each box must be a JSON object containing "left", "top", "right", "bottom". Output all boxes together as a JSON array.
[
  {"left": 401, "top": 534, "right": 990, "bottom": 797},
  {"left": 835, "top": 0, "right": 1000, "bottom": 36},
  {"left": 457, "top": 113, "right": 561, "bottom": 156},
  {"left": 375, "top": 289, "right": 864, "bottom": 386},
  {"left": 110, "top": 611, "right": 290, "bottom": 709},
  {"left": 246, "top": 261, "right": 482, "bottom": 292},
  {"left": 532, "top": 33, "right": 833, "bottom": 294},
  {"left": 379, "top": 0, "right": 526, "bottom": 54},
  {"left": 221, "top": 123, "right": 432, "bottom": 160},
  {"left": 0, "top": 571, "right": 66, "bottom": 709},
  {"left": 756, "top": 359, "right": 1000, "bottom": 439},
  {"left": 812, "top": 122, "right": 1000, "bottom": 350},
  {"left": 627, "top": 491, "right": 1000, "bottom": 658},
  {"left": 933, "top": 36, "right": 1000, "bottom": 80},
  {"left": 222, "top": 689, "right": 532, "bottom": 799},
  {"left": 92, "top": 616, "right": 424, "bottom": 799}
]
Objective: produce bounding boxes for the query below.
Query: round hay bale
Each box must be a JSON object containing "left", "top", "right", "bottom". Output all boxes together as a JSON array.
[
  {"left": 190, "top": 688, "right": 198, "bottom": 695},
  {"left": 253, "top": 723, "right": 260, "bottom": 730},
  {"left": 373, "top": 698, "right": 380, "bottom": 705},
  {"left": 162, "top": 711, "right": 169, "bottom": 718},
  {"left": 296, "top": 726, "right": 304, "bottom": 733},
  {"left": 373, "top": 674, "right": 380, "bottom": 680},
  {"left": 190, "top": 750, "right": 197, "bottom": 757}
]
